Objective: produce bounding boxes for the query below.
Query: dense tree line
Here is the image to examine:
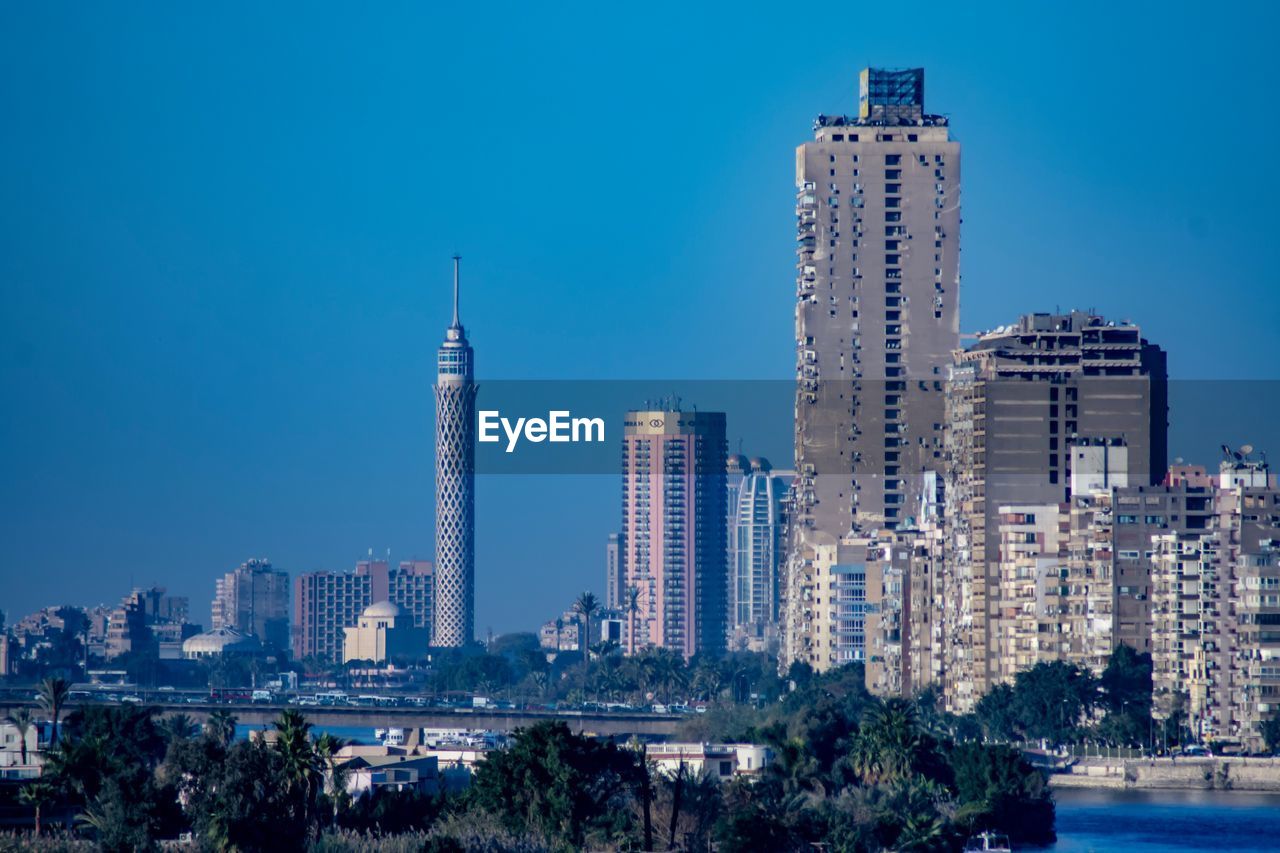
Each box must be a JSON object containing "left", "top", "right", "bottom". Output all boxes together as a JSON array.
[{"left": 5, "top": 664, "right": 1054, "bottom": 852}]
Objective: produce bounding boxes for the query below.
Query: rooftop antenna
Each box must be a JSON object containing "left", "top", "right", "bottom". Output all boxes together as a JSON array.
[{"left": 451, "top": 254, "right": 461, "bottom": 327}]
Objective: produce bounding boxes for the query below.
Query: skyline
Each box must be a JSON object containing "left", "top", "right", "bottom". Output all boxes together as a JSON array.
[{"left": 4, "top": 3, "right": 1280, "bottom": 632}]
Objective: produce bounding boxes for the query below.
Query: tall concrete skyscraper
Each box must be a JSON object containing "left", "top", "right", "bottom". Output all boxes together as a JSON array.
[
  {"left": 433, "top": 257, "right": 476, "bottom": 647},
  {"left": 784, "top": 68, "right": 960, "bottom": 672},
  {"left": 621, "top": 404, "right": 727, "bottom": 658},
  {"left": 792, "top": 68, "right": 960, "bottom": 537}
]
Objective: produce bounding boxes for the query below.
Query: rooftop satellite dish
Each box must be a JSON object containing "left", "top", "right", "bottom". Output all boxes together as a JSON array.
[{"left": 1241, "top": 444, "right": 1255, "bottom": 457}]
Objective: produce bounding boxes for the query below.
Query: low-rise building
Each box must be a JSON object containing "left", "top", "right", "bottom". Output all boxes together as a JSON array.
[
  {"left": 342, "top": 602, "right": 429, "bottom": 665},
  {"left": 643, "top": 743, "right": 772, "bottom": 780}
]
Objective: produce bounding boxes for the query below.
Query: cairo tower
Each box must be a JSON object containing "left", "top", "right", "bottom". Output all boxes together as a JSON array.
[{"left": 433, "top": 256, "right": 477, "bottom": 646}]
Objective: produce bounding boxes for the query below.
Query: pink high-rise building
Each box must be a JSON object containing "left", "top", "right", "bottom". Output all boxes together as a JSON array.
[{"left": 621, "top": 405, "right": 727, "bottom": 658}]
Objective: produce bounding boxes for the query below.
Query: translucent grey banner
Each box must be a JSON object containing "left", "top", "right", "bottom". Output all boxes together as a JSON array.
[{"left": 458, "top": 380, "right": 1280, "bottom": 475}]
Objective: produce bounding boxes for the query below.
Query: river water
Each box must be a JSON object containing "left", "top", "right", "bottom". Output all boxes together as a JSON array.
[{"left": 1052, "top": 788, "right": 1280, "bottom": 852}]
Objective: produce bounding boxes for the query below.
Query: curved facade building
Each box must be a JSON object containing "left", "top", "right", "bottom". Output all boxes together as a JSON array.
[
  {"left": 730, "top": 458, "right": 785, "bottom": 650},
  {"left": 432, "top": 257, "right": 476, "bottom": 647}
]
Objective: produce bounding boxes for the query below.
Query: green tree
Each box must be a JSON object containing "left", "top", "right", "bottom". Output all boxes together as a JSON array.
[
  {"left": 974, "top": 682, "right": 1018, "bottom": 742},
  {"left": 1259, "top": 715, "right": 1280, "bottom": 754},
  {"left": 17, "top": 779, "right": 57, "bottom": 836},
  {"left": 37, "top": 676, "right": 71, "bottom": 744},
  {"left": 469, "top": 720, "right": 636, "bottom": 849},
  {"left": 574, "top": 591, "right": 600, "bottom": 665},
  {"left": 4, "top": 706, "right": 36, "bottom": 765},
  {"left": 176, "top": 737, "right": 307, "bottom": 850},
  {"left": 314, "top": 732, "right": 350, "bottom": 819},
  {"left": 160, "top": 713, "right": 197, "bottom": 744},
  {"left": 1010, "top": 661, "right": 1097, "bottom": 744},
  {"left": 205, "top": 709, "right": 238, "bottom": 747},
  {"left": 272, "top": 709, "right": 322, "bottom": 833},
  {"left": 950, "top": 742, "right": 1055, "bottom": 846}
]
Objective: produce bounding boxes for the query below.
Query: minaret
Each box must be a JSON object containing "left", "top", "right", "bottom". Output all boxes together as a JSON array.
[{"left": 433, "top": 255, "right": 476, "bottom": 646}]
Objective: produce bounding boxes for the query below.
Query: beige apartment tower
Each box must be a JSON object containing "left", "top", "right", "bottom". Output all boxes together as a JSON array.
[
  {"left": 792, "top": 67, "right": 960, "bottom": 539},
  {"left": 785, "top": 68, "right": 960, "bottom": 673}
]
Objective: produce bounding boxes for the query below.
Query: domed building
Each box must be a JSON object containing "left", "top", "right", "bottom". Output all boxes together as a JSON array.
[
  {"left": 182, "top": 626, "right": 262, "bottom": 659},
  {"left": 343, "top": 601, "right": 429, "bottom": 664}
]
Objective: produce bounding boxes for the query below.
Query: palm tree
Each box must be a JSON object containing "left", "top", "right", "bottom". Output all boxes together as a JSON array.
[
  {"left": 37, "top": 676, "right": 70, "bottom": 745},
  {"left": 273, "top": 710, "right": 321, "bottom": 830},
  {"left": 205, "top": 709, "right": 237, "bottom": 746},
  {"left": 313, "top": 732, "right": 349, "bottom": 819},
  {"left": 574, "top": 591, "right": 600, "bottom": 664},
  {"left": 17, "top": 780, "right": 56, "bottom": 836},
  {"left": 4, "top": 707, "right": 35, "bottom": 766},
  {"left": 161, "top": 712, "right": 197, "bottom": 743},
  {"left": 554, "top": 617, "right": 564, "bottom": 652},
  {"left": 860, "top": 698, "right": 923, "bottom": 783}
]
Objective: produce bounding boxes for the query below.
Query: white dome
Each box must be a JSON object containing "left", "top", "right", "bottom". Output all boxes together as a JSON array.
[
  {"left": 182, "top": 626, "right": 261, "bottom": 657},
  {"left": 363, "top": 600, "right": 402, "bottom": 618}
]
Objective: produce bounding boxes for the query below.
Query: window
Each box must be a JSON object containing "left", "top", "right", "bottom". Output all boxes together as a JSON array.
[
  {"left": 832, "top": 134, "right": 844, "bottom": 141},
  {"left": 886, "top": 212, "right": 902, "bottom": 222},
  {"left": 885, "top": 154, "right": 901, "bottom": 165},
  {"left": 907, "top": 133, "right": 918, "bottom": 142},
  {"left": 885, "top": 169, "right": 901, "bottom": 179},
  {"left": 885, "top": 183, "right": 901, "bottom": 194}
]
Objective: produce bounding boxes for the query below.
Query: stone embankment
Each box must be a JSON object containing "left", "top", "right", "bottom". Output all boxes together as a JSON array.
[{"left": 1049, "top": 756, "right": 1280, "bottom": 791}]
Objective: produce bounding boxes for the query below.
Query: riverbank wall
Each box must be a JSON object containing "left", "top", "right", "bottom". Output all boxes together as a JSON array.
[{"left": 1049, "top": 756, "right": 1280, "bottom": 791}]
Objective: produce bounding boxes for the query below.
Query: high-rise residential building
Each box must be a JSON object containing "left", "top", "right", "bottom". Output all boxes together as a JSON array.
[
  {"left": 1151, "top": 454, "right": 1280, "bottom": 751},
  {"left": 938, "top": 311, "right": 1167, "bottom": 710},
  {"left": 621, "top": 404, "right": 727, "bottom": 658},
  {"left": 211, "top": 558, "right": 290, "bottom": 654},
  {"left": 434, "top": 256, "right": 477, "bottom": 647},
  {"left": 605, "top": 533, "right": 623, "bottom": 610},
  {"left": 792, "top": 67, "right": 960, "bottom": 540},
  {"left": 785, "top": 67, "right": 961, "bottom": 674},
  {"left": 729, "top": 457, "right": 785, "bottom": 652},
  {"left": 294, "top": 558, "right": 435, "bottom": 663},
  {"left": 864, "top": 522, "right": 944, "bottom": 696}
]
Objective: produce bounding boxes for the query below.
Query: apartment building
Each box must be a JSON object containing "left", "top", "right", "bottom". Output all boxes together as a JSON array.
[
  {"left": 211, "top": 558, "right": 291, "bottom": 653},
  {"left": 1151, "top": 455, "right": 1280, "bottom": 750},
  {"left": 785, "top": 67, "right": 960, "bottom": 674},
  {"left": 792, "top": 67, "right": 960, "bottom": 538},
  {"left": 621, "top": 405, "right": 727, "bottom": 658},
  {"left": 940, "top": 312, "right": 1167, "bottom": 710},
  {"left": 864, "top": 523, "right": 944, "bottom": 696}
]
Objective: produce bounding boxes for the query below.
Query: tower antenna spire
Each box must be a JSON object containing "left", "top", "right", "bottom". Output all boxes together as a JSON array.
[{"left": 451, "top": 254, "right": 461, "bottom": 327}]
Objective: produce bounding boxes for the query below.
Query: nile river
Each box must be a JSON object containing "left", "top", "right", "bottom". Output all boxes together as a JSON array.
[{"left": 1052, "top": 788, "right": 1280, "bottom": 851}]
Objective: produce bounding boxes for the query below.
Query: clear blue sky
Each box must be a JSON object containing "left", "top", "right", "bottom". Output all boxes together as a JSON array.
[{"left": 2, "top": 2, "right": 1277, "bottom": 635}]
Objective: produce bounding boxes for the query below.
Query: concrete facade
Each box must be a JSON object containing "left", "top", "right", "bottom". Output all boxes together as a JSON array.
[{"left": 211, "top": 558, "right": 290, "bottom": 653}]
